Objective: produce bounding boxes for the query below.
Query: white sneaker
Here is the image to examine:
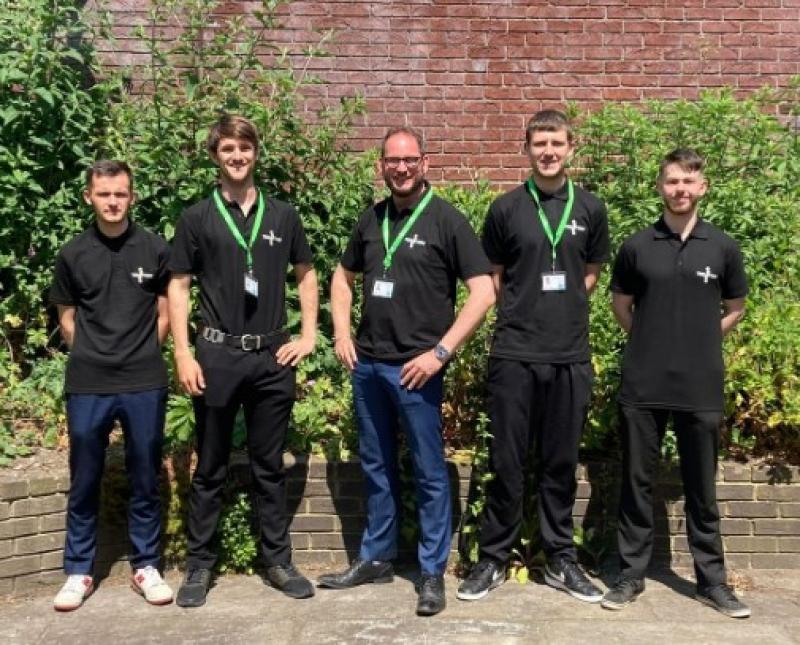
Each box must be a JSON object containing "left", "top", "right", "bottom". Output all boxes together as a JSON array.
[
  {"left": 131, "top": 566, "right": 173, "bottom": 605},
  {"left": 54, "top": 574, "right": 94, "bottom": 611}
]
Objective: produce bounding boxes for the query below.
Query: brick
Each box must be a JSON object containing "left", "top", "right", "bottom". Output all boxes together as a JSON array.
[
  {"left": 0, "top": 540, "right": 12, "bottom": 559},
  {"left": 39, "top": 512, "right": 67, "bottom": 533},
  {"left": 778, "top": 538, "right": 800, "bottom": 553},
  {"left": 781, "top": 504, "right": 800, "bottom": 518},
  {"left": 307, "top": 497, "right": 362, "bottom": 516},
  {"left": 0, "top": 578, "right": 12, "bottom": 595},
  {"left": 724, "top": 536, "right": 777, "bottom": 552},
  {"left": 723, "top": 553, "right": 752, "bottom": 569},
  {"left": 750, "top": 553, "right": 800, "bottom": 568},
  {"left": 289, "top": 533, "right": 310, "bottom": 550},
  {"left": 0, "top": 555, "right": 40, "bottom": 578},
  {"left": 672, "top": 536, "right": 691, "bottom": 552},
  {"left": 0, "top": 517, "right": 39, "bottom": 539},
  {"left": 11, "top": 495, "right": 66, "bottom": 517},
  {"left": 720, "top": 518, "right": 753, "bottom": 535},
  {"left": 291, "top": 550, "right": 338, "bottom": 567},
  {"left": 726, "top": 501, "right": 778, "bottom": 517},
  {"left": 754, "top": 519, "right": 800, "bottom": 535},
  {"left": 0, "top": 502, "right": 10, "bottom": 520},
  {"left": 28, "top": 477, "right": 61, "bottom": 497},
  {"left": 310, "top": 533, "right": 362, "bottom": 550},
  {"left": 756, "top": 485, "right": 800, "bottom": 502},
  {"left": 715, "top": 484, "right": 755, "bottom": 500},
  {"left": 15, "top": 532, "right": 65, "bottom": 556},
  {"left": 13, "top": 570, "right": 64, "bottom": 594},
  {"left": 0, "top": 481, "right": 29, "bottom": 500},
  {"left": 289, "top": 515, "right": 336, "bottom": 532},
  {"left": 40, "top": 550, "right": 64, "bottom": 569}
]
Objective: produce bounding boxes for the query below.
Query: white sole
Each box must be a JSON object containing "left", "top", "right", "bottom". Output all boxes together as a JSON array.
[
  {"left": 544, "top": 569, "right": 603, "bottom": 604},
  {"left": 695, "top": 594, "right": 751, "bottom": 618},
  {"left": 456, "top": 574, "right": 505, "bottom": 601}
]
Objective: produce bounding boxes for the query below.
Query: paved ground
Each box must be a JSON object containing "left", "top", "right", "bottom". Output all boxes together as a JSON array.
[{"left": 1, "top": 567, "right": 798, "bottom": 644}]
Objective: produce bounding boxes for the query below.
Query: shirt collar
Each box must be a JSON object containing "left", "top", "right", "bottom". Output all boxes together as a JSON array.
[
  {"left": 91, "top": 219, "right": 136, "bottom": 246},
  {"left": 653, "top": 216, "right": 709, "bottom": 240},
  {"left": 527, "top": 178, "right": 570, "bottom": 201},
  {"left": 388, "top": 181, "right": 431, "bottom": 218}
]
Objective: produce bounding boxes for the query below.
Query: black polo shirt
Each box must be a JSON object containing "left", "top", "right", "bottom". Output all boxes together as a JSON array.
[
  {"left": 611, "top": 218, "right": 748, "bottom": 412},
  {"left": 482, "top": 181, "right": 610, "bottom": 363},
  {"left": 169, "top": 191, "right": 313, "bottom": 337},
  {"left": 49, "top": 221, "right": 170, "bottom": 394},
  {"left": 341, "top": 188, "right": 491, "bottom": 361}
]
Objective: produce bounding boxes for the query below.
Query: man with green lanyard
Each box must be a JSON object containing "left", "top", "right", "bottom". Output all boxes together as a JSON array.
[
  {"left": 168, "top": 114, "right": 319, "bottom": 607},
  {"left": 323, "top": 126, "right": 494, "bottom": 616},
  {"left": 458, "top": 110, "right": 610, "bottom": 602}
]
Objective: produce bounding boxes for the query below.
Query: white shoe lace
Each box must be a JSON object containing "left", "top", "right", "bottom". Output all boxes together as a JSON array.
[
  {"left": 62, "top": 575, "right": 90, "bottom": 594},
  {"left": 135, "top": 566, "right": 165, "bottom": 590}
]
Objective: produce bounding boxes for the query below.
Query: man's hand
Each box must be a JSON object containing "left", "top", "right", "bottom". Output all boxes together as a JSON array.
[
  {"left": 176, "top": 352, "right": 205, "bottom": 396},
  {"left": 275, "top": 335, "right": 315, "bottom": 367},
  {"left": 334, "top": 337, "right": 358, "bottom": 372},
  {"left": 400, "top": 349, "right": 444, "bottom": 390}
]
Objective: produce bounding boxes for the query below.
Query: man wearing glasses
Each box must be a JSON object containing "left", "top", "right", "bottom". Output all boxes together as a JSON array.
[{"left": 323, "top": 127, "right": 495, "bottom": 616}]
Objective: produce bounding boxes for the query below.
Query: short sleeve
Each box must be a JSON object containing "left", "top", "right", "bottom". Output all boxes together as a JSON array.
[
  {"left": 721, "top": 241, "right": 748, "bottom": 300},
  {"left": 154, "top": 239, "right": 171, "bottom": 295},
  {"left": 451, "top": 219, "right": 492, "bottom": 281},
  {"left": 340, "top": 214, "right": 366, "bottom": 273},
  {"left": 50, "top": 252, "right": 78, "bottom": 306},
  {"left": 289, "top": 207, "right": 314, "bottom": 265},
  {"left": 481, "top": 201, "right": 506, "bottom": 266},
  {"left": 168, "top": 212, "right": 200, "bottom": 274},
  {"left": 610, "top": 241, "right": 639, "bottom": 295},
  {"left": 586, "top": 201, "right": 611, "bottom": 264}
]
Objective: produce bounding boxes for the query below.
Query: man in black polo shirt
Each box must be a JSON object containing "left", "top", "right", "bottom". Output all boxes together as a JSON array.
[
  {"left": 50, "top": 160, "right": 173, "bottom": 611},
  {"left": 601, "top": 148, "right": 750, "bottom": 618},
  {"left": 169, "top": 115, "right": 319, "bottom": 607},
  {"left": 458, "top": 110, "right": 609, "bottom": 603},
  {"left": 320, "top": 126, "right": 495, "bottom": 616}
]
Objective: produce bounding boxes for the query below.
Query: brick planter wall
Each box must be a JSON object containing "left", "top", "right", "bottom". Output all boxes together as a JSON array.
[{"left": 1, "top": 455, "right": 798, "bottom": 596}]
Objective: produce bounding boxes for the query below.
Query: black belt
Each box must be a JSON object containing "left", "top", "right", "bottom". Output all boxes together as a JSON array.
[{"left": 200, "top": 327, "right": 287, "bottom": 352}]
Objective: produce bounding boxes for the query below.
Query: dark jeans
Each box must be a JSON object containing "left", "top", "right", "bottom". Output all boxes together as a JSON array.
[
  {"left": 479, "top": 358, "right": 592, "bottom": 564},
  {"left": 186, "top": 340, "right": 295, "bottom": 569},
  {"left": 617, "top": 405, "right": 726, "bottom": 588},
  {"left": 64, "top": 388, "right": 167, "bottom": 574}
]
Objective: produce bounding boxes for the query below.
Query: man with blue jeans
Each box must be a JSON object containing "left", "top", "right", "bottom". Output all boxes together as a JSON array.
[
  {"left": 323, "top": 127, "right": 494, "bottom": 616},
  {"left": 49, "top": 160, "right": 172, "bottom": 611}
]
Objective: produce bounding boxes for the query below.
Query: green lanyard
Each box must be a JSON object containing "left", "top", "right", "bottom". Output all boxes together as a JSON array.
[
  {"left": 526, "top": 178, "right": 575, "bottom": 270},
  {"left": 212, "top": 188, "right": 265, "bottom": 271},
  {"left": 381, "top": 188, "right": 434, "bottom": 274}
]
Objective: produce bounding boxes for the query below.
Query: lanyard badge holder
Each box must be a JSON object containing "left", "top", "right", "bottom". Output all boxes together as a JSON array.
[
  {"left": 372, "top": 188, "right": 435, "bottom": 299},
  {"left": 213, "top": 189, "right": 265, "bottom": 299},
  {"left": 526, "top": 179, "right": 575, "bottom": 293}
]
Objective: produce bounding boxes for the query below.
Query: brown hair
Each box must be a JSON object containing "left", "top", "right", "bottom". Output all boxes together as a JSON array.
[
  {"left": 381, "top": 126, "right": 426, "bottom": 157},
  {"left": 658, "top": 147, "right": 705, "bottom": 180},
  {"left": 86, "top": 160, "right": 133, "bottom": 190},
  {"left": 525, "top": 109, "right": 573, "bottom": 144},
  {"left": 206, "top": 114, "right": 260, "bottom": 155}
]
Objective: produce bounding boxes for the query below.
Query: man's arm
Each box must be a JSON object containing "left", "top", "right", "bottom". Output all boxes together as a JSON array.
[
  {"left": 721, "top": 297, "right": 746, "bottom": 335},
  {"left": 400, "top": 273, "right": 495, "bottom": 390},
  {"left": 56, "top": 305, "right": 76, "bottom": 348},
  {"left": 167, "top": 274, "right": 205, "bottom": 396},
  {"left": 330, "top": 264, "right": 358, "bottom": 371},
  {"left": 584, "top": 263, "right": 603, "bottom": 295},
  {"left": 157, "top": 295, "right": 170, "bottom": 345},
  {"left": 275, "top": 263, "right": 319, "bottom": 367},
  {"left": 612, "top": 292, "right": 634, "bottom": 334}
]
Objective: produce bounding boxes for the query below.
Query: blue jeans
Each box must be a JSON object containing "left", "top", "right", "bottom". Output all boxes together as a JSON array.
[
  {"left": 352, "top": 356, "right": 451, "bottom": 575},
  {"left": 64, "top": 388, "right": 166, "bottom": 574}
]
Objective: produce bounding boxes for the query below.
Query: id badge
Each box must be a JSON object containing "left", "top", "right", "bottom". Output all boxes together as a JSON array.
[
  {"left": 541, "top": 271, "right": 567, "bottom": 292},
  {"left": 244, "top": 271, "right": 259, "bottom": 298},
  {"left": 372, "top": 278, "right": 395, "bottom": 299}
]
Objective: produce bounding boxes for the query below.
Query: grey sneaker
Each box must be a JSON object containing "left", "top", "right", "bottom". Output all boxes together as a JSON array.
[
  {"left": 696, "top": 583, "right": 751, "bottom": 618},
  {"left": 457, "top": 559, "right": 506, "bottom": 601},
  {"left": 265, "top": 563, "right": 315, "bottom": 599},
  {"left": 601, "top": 576, "right": 645, "bottom": 610},
  {"left": 544, "top": 556, "right": 603, "bottom": 603}
]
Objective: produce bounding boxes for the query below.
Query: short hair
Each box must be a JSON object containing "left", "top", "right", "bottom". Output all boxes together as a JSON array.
[
  {"left": 381, "top": 126, "right": 426, "bottom": 157},
  {"left": 525, "top": 109, "right": 573, "bottom": 144},
  {"left": 658, "top": 147, "right": 705, "bottom": 180},
  {"left": 206, "top": 114, "right": 260, "bottom": 155},
  {"left": 86, "top": 160, "right": 133, "bottom": 190}
]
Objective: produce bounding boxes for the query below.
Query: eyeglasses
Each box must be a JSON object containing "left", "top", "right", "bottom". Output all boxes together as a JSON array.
[{"left": 382, "top": 156, "right": 423, "bottom": 169}]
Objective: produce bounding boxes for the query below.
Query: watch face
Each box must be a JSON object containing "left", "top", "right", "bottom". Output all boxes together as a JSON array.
[{"left": 434, "top": 345, "right": 449, "bottom": 360}]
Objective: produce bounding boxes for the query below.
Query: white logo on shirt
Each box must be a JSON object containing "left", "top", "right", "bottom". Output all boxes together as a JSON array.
[
  {"left": 405, "top": 234, "right": 426, "bottom": 249},
  {"left": 696, "top": 266, "right": 718, "bottom": 283},
  {"left": 565, "top": 219, "right": 586, "bottom": 236},
  {"left": 263, "top": 230, "right": 282, "bottom": 246},
  {"left": 131, "top": 267, "right": 153, "bottom": 284}
]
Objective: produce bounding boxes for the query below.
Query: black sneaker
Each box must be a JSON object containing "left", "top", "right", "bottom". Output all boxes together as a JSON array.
[
  {"left": 416, "top": 574, "right": 446, "bottom": 617},
  {"left": 600, "top": 576, "right": 645, "bottom": 610},
  {"left": 265, "top": 563, "right": 315, "bottom": 599},
  {"left": 176, "top": 567, "right": 212, "bottom": 608},
  {"left": 696, "top": 583, "right": 751, "bottom": 618},
  {"left": 544, "top": 556, "right": 603, "bottom": 603},
  {"left": 456, "top": 559, "right": 506, "bottom": 601}
]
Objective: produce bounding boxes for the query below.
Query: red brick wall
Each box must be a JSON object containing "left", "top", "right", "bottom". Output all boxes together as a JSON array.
[{"left": 99, "top": 1, "right": 800, "bottom": 183}]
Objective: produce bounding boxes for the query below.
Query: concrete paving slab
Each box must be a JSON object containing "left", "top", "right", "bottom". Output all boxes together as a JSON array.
[{"left": 0, "top": 568, "right": 797, "bottom": 644}]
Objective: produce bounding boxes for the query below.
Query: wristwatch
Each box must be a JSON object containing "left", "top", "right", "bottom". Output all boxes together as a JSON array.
[{"left": 433, "top": 343, "right": 451, "bottom": 363}]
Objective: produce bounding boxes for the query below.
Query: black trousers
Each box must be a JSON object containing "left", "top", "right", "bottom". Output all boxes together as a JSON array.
[
  {"left": 617, "top": 405, "right": 726, "bottom": 588},
  {"left": 479, "top": 358, "right": 592, "bottom": 564},
  {"left": 186, "top": 340, "right": 296, "bottom": 569}
]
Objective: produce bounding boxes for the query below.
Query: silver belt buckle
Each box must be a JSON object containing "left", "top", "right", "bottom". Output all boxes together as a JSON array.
[
  {"left": 240, "top": 334, "right": 261, "bottom": 351},
  {"left": 203, "top": 327, "right": 225, "bottom": 344}
]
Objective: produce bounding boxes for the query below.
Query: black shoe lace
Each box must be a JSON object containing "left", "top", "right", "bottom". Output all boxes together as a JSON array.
[
  {"left": 710, "top": 583, "right": 737, "bottom": 603},
  {"left": 612, "top": 577, "right": 639, "bottom": 594}
]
